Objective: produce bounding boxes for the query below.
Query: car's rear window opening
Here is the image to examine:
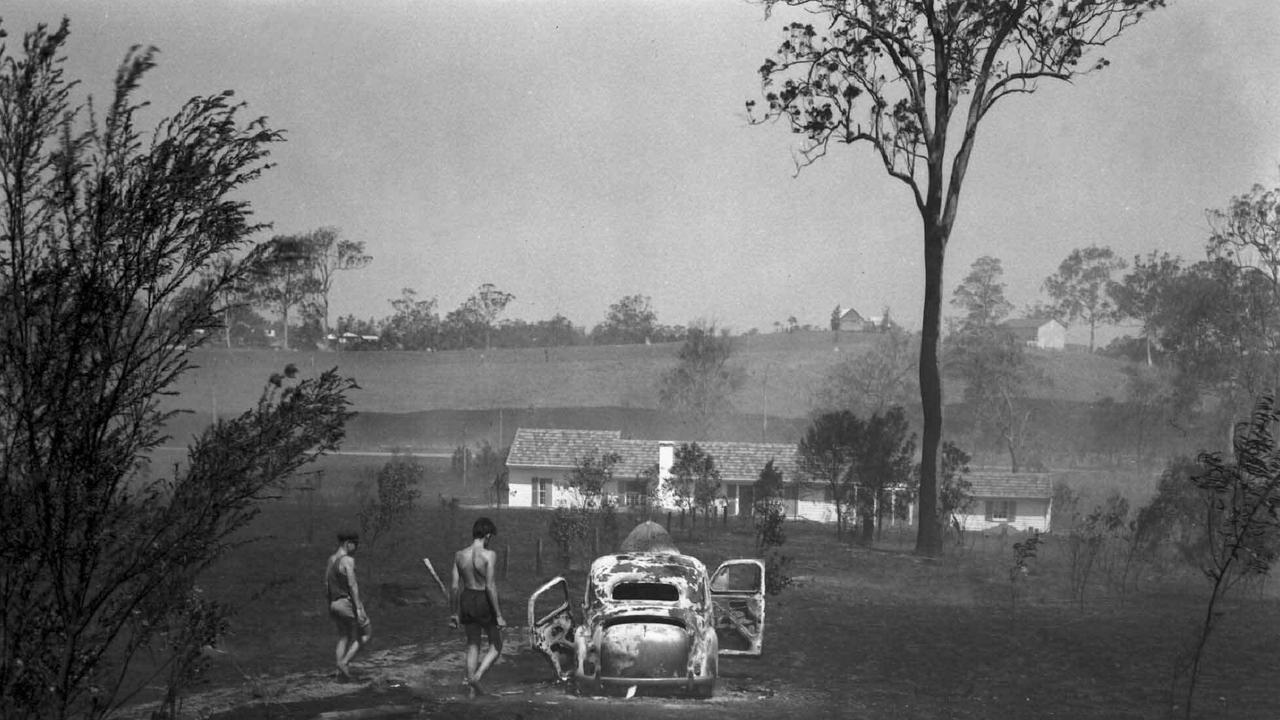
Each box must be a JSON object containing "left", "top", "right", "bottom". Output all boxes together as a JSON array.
[{"left": 612, "top": 582, "right": 679, "bottom": 601}]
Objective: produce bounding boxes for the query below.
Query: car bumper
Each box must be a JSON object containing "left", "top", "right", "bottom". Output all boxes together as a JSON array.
[{"left": 574, "top": 673, "right": 716, "bottom": 698}]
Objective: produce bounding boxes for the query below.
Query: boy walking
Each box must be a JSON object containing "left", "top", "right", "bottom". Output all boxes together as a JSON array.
[
  {"left": 325, "top": 531, "right": 371, "bottom": 679},
  {"left": 450, "top": 517, "right": 506, "bottom": 696}
]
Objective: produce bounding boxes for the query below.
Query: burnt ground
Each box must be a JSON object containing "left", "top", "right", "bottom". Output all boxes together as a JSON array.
[{"left": 117, "top": 504, "right": 1280, "bottom": 720}]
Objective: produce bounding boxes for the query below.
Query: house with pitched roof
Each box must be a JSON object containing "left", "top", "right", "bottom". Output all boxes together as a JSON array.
[
  {"left": 834, "top": 305, "right": 897, "bottom": 333},
  {"left": 506, "top": 427, "right": 853, "bottom": 521},
  {"left": 835, "top": 306, "right": 867, "bottom": 332},
  {"left": 953, "top": 471, "right": 1054, "bottom": 532},
  {"left": 1000, "top": 317, "right": 1066, "bottom": 350}
]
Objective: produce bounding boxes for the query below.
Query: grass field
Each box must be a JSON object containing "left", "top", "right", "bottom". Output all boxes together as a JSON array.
[
  {"left": 121, "top": 470, "right": 1280, "bottom": 720},
  {"left": 165, "top": 332, "right": 1132, "bottom": 424},
  {"left": 159, "top": 333, "right": 1138, "bottom": 463}
]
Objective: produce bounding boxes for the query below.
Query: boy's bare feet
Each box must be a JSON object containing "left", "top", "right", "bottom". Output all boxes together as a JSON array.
[{"left": 467, "top": 676, "right": 485, "bottom": 698}]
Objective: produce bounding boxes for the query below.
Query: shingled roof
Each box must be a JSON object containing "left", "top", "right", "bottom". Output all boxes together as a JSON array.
[
  {"left": 697, "top": 441, "right": 798, "bottom": 483},
  {"left": 966, "top": 472, "right": 1053, "bottom": 499},
  {"left": 506, "top": 428, "right": 622, "bottom": 469},
  {"left": 507, "top": 427, "right": 800, "bottom": 484}
]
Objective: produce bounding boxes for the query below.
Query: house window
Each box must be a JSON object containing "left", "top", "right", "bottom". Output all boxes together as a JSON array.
[
  {"left": 533, "top": 477, "right": 553, "bottom": 507},
  {"left": 987, "top": 500, "right": 1017, "bottom": 522},
  {"left": 620, "top": 480, "right": 648, "bottom": 507}
]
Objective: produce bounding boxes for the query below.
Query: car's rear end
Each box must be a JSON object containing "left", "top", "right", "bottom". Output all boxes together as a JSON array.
[{"left": 573, "top": 553, "right": 718, "bottom": 697}]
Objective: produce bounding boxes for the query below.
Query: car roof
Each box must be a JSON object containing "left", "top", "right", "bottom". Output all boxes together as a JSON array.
[{"left": 589, "top": 552, "right": 707, "bottom": 582}]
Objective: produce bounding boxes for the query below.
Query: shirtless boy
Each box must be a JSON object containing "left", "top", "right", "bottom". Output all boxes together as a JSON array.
[
  {"left": 450, "top": 517, "right": 506, "bottom": 696},
  {"left": 325, "top": 531, "right": 371, "bottom": 679}
]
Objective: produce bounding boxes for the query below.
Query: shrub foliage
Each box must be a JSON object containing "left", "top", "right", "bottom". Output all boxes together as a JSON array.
[{"left": 0, "top": 21, "right": 356, "bottom": 719}]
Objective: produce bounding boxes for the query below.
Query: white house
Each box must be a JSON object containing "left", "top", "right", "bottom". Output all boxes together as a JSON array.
[
  {"left": 835, "top": 306, "right": 895, "bottom": 333},
  {"left": 505, "top": 427, "right": 915, "bottom": 524},
  {"left": 953, "top": 472, "right": 1054, "bottom": 533},
  {"left": 835, "top": 306, "right": 867, "bottom": 332},
  {"left": 1000, "top": 318, "right": 1066, "bottom": 350}
]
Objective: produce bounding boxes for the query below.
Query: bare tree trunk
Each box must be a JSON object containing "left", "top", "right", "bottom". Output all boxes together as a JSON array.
[{"left": 916, "top": 228, "right": 945, "bottom": 556}]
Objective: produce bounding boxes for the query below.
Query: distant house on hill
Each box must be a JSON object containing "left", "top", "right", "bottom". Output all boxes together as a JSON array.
[
  {"left": 953, "top": 471, "right": 1054, "bottom": 533},
  {"left": 504, "top": 427, "right": 913, "bottom": 524},
  {"left": 1000, "top": 317, "right": 1066, "bottom": 350},
  {"left": 834, "top": 306, "right": 893, "bottom": 333}
]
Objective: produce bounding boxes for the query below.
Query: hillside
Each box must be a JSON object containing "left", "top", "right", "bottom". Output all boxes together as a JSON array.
[{"left": 161, "top": 331, "right": 1137, "bottom": 450}]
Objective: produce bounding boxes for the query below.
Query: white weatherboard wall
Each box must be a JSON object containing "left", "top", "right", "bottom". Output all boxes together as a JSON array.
[
  {"left": 507, "top": 466, "right": 570, "bottom": 507},
  {"left": 956, "top": 498, "right": 1052, "bottom": 533}
]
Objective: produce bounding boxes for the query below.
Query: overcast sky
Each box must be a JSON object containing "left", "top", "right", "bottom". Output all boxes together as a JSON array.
[{"left": 7, "top": 1, "right": 1280, "bottom": 338}]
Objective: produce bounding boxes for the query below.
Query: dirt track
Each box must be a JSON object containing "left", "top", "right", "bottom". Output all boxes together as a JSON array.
[{"left": 130, "top": 634, "right": 813, "bottom": 720}]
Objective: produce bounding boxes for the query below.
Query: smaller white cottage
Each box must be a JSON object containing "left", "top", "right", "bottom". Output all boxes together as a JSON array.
[
  {"left": 954, "top": 472, "right": 1054, "bottom": 533},
  {"left": 1000, "top": 318, "right": 1066, "bottom": 350}
]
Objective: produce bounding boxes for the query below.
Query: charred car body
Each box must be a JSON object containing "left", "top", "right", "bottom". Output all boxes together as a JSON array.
[{"left": 527, "top": 524, "right": 765, "bottom": 698}]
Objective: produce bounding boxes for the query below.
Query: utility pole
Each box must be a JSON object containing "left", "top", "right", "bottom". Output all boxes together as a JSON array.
[{"left": 761, "top": 365, "right": 768, "bottom": 443}]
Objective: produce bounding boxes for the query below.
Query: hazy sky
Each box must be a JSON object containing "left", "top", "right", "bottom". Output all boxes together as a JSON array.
[{"left": 7, "top": 1, "right": 1280, "bottom": 338}]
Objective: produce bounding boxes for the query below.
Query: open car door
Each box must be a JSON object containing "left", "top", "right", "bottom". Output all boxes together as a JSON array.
[
  {"left": 527, "top": 576, "right": 577, "bottom": 680},
  {"left": 709, "top": 559, "right": 766, "bottom": 656}
]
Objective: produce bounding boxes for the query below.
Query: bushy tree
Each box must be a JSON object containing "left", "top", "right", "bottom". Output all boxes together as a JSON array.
[
  {"left": 547, "top": 507, "right": 592, "bottom": 569},
  {"left": 659, "top": 321, "right": 745, "bottom": 437},
  {"left": 812, "top": 325, "right": 919, "bottom": 416},
  {"left": 464, "top": 283, "right": 514, "bottom": 351},
  {"left": 246, "top": 234, "right": 317, "bottom": 350},
  {"left": 1110, "top": 250, "right": 1182, "bottom": 366},
  {"left": 1043, "top": 245, "right": 1126, "bottom": 352},
  {"left": 748, "top": 0, "right": 1162, "bottom": 555},
  {"left": 937, "top": 441, "right": 974, "bottom": 544},
  {"left": 946, "top": 324, "right": 1041, "bottom": 472},
  {"left": 382, "top": 288, "right": 439, "bottom": 350},
  {"left": 752, "top": 460, "right": 793, "bottom": 594},
  {"left": 357, "top": 452, "right": 425, "bottom": 550},
  {"left": 566, "top": 451, "right": 622, "bottom": 509},
  {"left": 797, "top": 411, "right": 863, "bottom": 539},
  {"left": 306, "top": 226, "right": 371, "bottom": 336},
  {"left": 854, "top": 407, "right": 917, "bottom": 543},
  {"left": 0, "top": 21, "right": 357, "bottom": 718},
  {"left": 494, "top": 314, "right": 584, "bottom": 348},
  {"left": 592, "top": 294, "right": 659, "bottom": 345},
  {"left": 953, "top": 255, "right": 1014, "bottom": 329},
  {"left": 669, "top": 443, "right": 722, "bottom": 523}
]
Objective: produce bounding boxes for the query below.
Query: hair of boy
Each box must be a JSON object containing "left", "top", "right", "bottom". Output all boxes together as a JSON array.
[{"left": 471, "top": 517, "right": 496, "bottom": 539}]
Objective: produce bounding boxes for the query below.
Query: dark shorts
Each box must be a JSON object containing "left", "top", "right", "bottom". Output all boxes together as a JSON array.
[
  {"left": 459, "top": 588, "right": 495, "bottom": 626},
  {"left": 459, "top": 588, "right": 500, "bottom": 645},
  {"left": 329, "top": 597, "right": 371, "bottom": 638}
]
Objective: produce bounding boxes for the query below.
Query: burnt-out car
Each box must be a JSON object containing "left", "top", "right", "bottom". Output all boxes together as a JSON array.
[{"left": 527, "top": 547, "right": 765, "bottom": 698}]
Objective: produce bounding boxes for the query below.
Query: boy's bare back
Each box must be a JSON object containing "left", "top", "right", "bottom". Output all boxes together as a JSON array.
[{"left": 454, "top": 546, "right": 494, "bottom": 591}]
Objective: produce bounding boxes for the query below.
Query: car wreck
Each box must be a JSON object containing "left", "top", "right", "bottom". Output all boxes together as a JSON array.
[{"left": 527, "top": 521, "right": 765, "bottom": 698}]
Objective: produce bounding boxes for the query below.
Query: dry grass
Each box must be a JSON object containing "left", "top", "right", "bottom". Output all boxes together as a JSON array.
[
  {"left": 122, "top": 458, "right": 1280, "bottom": 719},
  {"left": 166, "top": 332, "right": 1133, "bottom": 423}
]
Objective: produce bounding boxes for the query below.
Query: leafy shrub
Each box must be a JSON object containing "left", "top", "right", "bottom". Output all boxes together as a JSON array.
[
  {"left": 763, "top": 550, "right": 795, "bottom": 596},
  {"left": 547, "top": 507, "right": 592, "bottom": 569},
  {"left": 358, "top": 452, "right": 425, "bottom": 549}
]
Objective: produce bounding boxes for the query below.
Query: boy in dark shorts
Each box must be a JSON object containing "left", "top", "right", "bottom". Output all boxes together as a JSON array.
[
  {"left": 325, "top": 531, "right": 371, "bottom": 679},
  {"left": 450, "top": 517, "right": 506, "bottom": 696}
]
